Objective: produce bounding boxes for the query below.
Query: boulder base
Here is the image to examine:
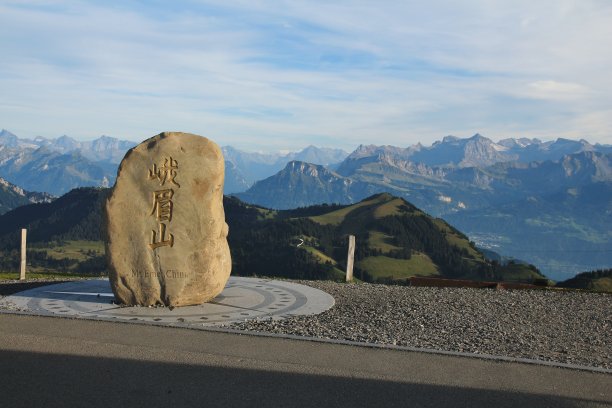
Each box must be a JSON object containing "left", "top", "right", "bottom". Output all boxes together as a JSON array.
[{"left": 104, "top": 132, "right": 231, "bottom": 306}]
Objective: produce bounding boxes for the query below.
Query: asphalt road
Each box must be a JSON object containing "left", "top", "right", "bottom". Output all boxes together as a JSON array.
[{"left": 1, "top": 314, "right": 610, "bottom": 408}]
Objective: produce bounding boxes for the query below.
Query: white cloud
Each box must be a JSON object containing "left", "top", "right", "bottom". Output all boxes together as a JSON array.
[
  {"left": 1, "top": 0, "right": 612, "bottom": 150},
  {"left": 525, "top": 80, "right": 591, "bottom": 101}
]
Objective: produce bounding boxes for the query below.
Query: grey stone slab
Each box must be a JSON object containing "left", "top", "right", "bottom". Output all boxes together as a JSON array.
[{"left": 0, "top": 277, "right": 335, "bottom": 326}]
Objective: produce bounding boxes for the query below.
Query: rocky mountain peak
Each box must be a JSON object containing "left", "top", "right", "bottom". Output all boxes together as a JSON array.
[
  {"left": 348, "top": 144, "right": 382, "bottom": 159},
  {"left": 54, "top": 135, "right": 80, "bottom": 151},
  {"left": 286, "top": 160, "right": 334, "bottom": 178},
  {"left": 290, "top": 145, "right": 349, "bottom": 165},
  {"left": 0, "top": 129, "right": 20, "bottom": 148},
  {"left": 498, "top": 138, "right": 542, "bottom": 148},
  {"left": 460, "top": 134, "right": 515, "bottom": 167},
  {"left": 440, "top": 135, "right": 460, "bottom": 144}
]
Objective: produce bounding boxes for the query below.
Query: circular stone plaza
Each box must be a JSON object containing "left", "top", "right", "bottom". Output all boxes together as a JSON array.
[{"left": 0, "top": 277, "right": 334, "bottom": 326}]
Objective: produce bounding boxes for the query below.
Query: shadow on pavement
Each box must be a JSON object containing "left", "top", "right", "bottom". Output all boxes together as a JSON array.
[
  {"left": 0, "top": 281, "right": 74, "bottom": 297},
  {"left": 1, "top": 350, "right": 608, "bottom": 408}
]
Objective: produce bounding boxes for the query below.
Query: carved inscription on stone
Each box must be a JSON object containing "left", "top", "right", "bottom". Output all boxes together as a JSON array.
[
  {"left": 148, "top": 156, "right": 180, "bottom": 187},
  {"left": 130, "top": 269, "right": 192, "bottom": 279},
  {"left": 104, "top": 132, "right": 231, "bottom": 307},
  {"left": 148, "top": 157, "right": 179, "bottom": 250}
]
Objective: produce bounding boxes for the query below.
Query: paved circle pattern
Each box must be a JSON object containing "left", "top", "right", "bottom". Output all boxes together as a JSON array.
[{"left": 0, "top": 277, "right": 335, "bottom": 326}]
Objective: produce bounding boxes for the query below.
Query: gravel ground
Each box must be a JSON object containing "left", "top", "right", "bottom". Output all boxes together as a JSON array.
[
  {"left": 230, "top": 281, "right": 612, "bottom": 369},
  {"left": 2, "top": 279, "right": 610, "bottom": 369}
]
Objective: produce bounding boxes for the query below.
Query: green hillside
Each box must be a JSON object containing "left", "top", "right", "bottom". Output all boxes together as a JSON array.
[
  {"left": 0, "top": 188, "right": 108, "bottom": 277},
  {"left": 227, "top": 192, "right": 545, "bottom": 283},
  {"left": 0, "top": 188, "right": 545, "bottom": 283},
  {"left": 557, "top": 269, "right": 612, "bottom": 293}
]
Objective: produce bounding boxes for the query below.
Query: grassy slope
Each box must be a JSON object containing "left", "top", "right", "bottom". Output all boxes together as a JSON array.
[
  {"left": 357, "top": 253, "right": 440, "bottom": 280},
  {"left": 557, "top": 270, "right": 612, "bottom": 293},
  {"left": 310, "top": 195, "right": 386, "bottom": 225},
  {"left": 0, "top": 240, "right": 105, "bottom": 280},
  {"left": 302, "top": 245, "right": 337, "bottom": 264},
  {"left": 591, "top": 277, "right": 612, "bottom": 292},
  {"left": 373, "top": 197, "right": 413, "bottom": 218},
  {"left": 310, "top": 193, "right": 487, "bottom": 282},
  {"left": 368, "top": 231, "right": 402, "bottom": 252},
  {"left": 318, "top": 193, "right": 545, "bottom": 282},
  {"left": 301, "top": 246, "right": 352, "bottom": 280},
  {"left": 433, "top": 219, "right": 484, "bottom": 260},
  {"left": 39, "top": 240, "right": 104, "bottom": 261}
]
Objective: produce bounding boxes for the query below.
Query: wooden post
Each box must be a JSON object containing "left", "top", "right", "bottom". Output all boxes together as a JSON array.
[
  {"left": 20, "top": 229, "right": 27, "bottom": 280},
  {"left": 346, "top": 235, "right": 355, "bottom": 282}
]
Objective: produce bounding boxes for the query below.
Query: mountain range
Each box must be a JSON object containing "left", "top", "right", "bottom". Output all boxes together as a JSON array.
[
  {"left": 0, "top": 129, "right": 609, "bottom": 280},
  {"left": 238, "top": 146, "right": 611, "bottom": 215},
  {"left": 0, "top": 129, "right": 348, "bottom": 195},
  {"left": 222, "top": 145, "right": 348, "bottom": 193},
  {"left": 0, "top": 129, "right": 135, "bottom": 163},
  {"left": 236, "top": 135, "right": 612, "bottom": 280},
  {"left": 344, "top": 134, "right": 611, "bottom": 168},
  {"left": 0, "top": 129, "right": 133, "bottom": 195}
]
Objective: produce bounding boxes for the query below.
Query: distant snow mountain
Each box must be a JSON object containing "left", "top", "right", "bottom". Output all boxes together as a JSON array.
[
  {"left": 0, "top": 129, "right": 134, "bottom": 195},
  {"left": 221, "top": 146, "right": 287, "bottom": 189},
  {"left": 405, "top": 134, "right": 514, "bottom": 167},
  {"left": 0, "top": 130, "right": 136, "bottom": 164},
  {"left": 0, "top": 129, "right": 350, "bottom": 196},
  {"left": 236, "top": 134, "right": 612, "bottom": 280},
  {"left": 80, "top": 135, "right": 136, "bottom": 163},
  {"left": 249, "top": 153, "right": 584, "bottom": 211},
  {"left": 343, "top": 133, "right": 609, "bottom": 169},
  {"left": 0, "top": 146, "right": 116, "bottom": 196},
  {"left": 224, "top": 160, "right": 251, "bottom": 194},
  {"left": 222, "top": 145, "right": 349, "bottom": 193},
  {"left": 0, "top": 130, "right": 23, "bottom": 148},
  {"left": 287, "top": 145, "right": 349, "bottom": 166}
]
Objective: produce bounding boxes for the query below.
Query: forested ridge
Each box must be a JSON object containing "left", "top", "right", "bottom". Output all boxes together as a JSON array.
[
  {"left": 0, "top": 188, "right": 545, "bottom": 283},
  {"left": 557, "top": 269, "right": 612, "bottom": 291}
]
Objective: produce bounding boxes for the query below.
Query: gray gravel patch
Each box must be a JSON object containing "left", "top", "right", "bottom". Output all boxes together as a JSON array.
[
  {"left": 229, "top": 281, "right": 612, "bottom": 369},
  {"left": 3, "top": 278, "right": 610, "bottom": 369}
]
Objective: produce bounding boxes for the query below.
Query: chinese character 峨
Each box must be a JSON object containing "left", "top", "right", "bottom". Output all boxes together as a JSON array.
[{"left": 148, "top": 157, "right": 180, "bottom": 187}]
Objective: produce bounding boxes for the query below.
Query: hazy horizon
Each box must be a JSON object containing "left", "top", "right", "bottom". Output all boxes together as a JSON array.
[
  {"left": 2, "top": 1, "right": 611, "bottom": 151},
  {"left": 4, "top": 127, "right": 610, "bottom": 156}
]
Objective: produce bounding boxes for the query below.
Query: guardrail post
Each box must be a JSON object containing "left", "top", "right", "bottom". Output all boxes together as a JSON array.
[
  {"left": 20, "top": 229, "right": 27, "bottom": 280},
  {"left": 346, "top": 235, "right": 355, "bottom": 282}
]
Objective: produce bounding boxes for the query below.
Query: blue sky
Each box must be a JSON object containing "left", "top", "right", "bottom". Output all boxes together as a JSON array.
[{"left": 1, "top": 0, "right": 611, "bottom": 151}]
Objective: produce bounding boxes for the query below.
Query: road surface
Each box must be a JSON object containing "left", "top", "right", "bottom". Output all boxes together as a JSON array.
[{"left": 1, "top": 314, "right": 610, "bottom": 407}]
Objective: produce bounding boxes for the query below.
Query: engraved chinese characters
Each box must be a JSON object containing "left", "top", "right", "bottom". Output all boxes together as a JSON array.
[
  {"left": 148, "top": 157, "right": 179, "bottom": 249},
  {"left": 104, "top": 132, "right": 231, "bottom": 307}
]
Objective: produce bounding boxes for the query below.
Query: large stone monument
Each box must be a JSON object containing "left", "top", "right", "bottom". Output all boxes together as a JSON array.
[{"left": 104, "top": 132, "right": 231, "bottom": 307}]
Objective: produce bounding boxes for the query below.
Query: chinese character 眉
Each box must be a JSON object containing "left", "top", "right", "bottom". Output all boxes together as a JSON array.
[
  {"left": 150, "top": 189, "right": 173, "bottom": 222},
  {"left": 148, "top": 157, "right": 179, "bottom": 250}
]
